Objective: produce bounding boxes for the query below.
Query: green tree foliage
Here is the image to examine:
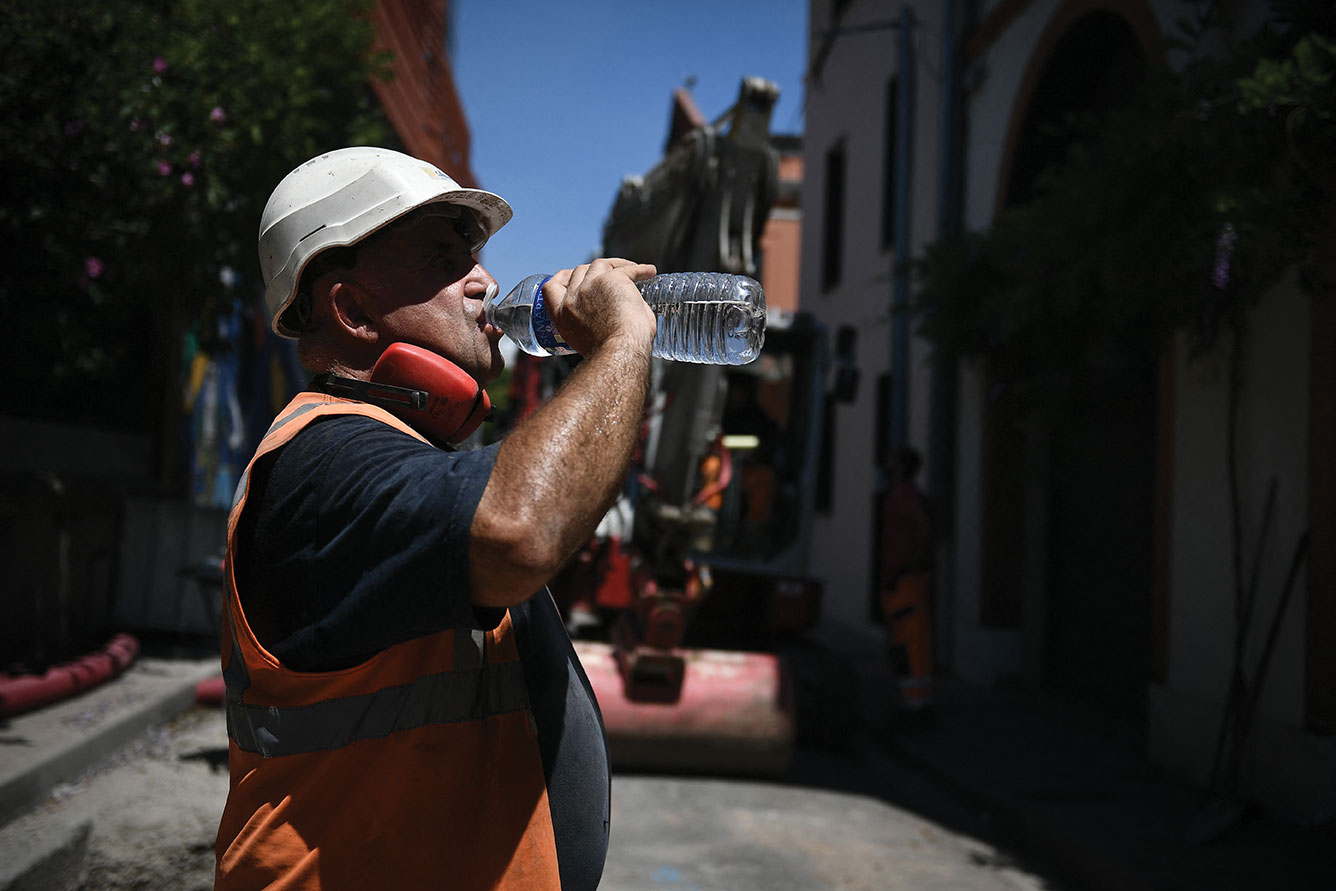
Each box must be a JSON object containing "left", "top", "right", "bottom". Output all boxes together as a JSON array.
[
  {"left": 0, "top": 0, "right": 393, "bottom": 432},
  {"left": 914, "top": 2, "right": 1335, "bottom": 407}
]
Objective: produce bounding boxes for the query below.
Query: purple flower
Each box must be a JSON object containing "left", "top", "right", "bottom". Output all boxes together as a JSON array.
[
  {"left": 129, "top": 118, "right": 142, "bottom": 132},
  {"left": 157, "top": 131, "right": 172, "bottom": 146},
  {"left": 158, "top": 161, "right": 173, "bottom": 176},
  {"left": 181, "top": 172, "right": 195, "bottom": 187},
  {"left": 85, "top": 257, "right": 104, "bottom": 279},
  {"left": 208, "top": 106, "right": 226, "bottom": 124},
  {"left": 1212, "top": 222, "right": 1237, "bottom": 290},
  {"left": 153, "top": 56, "right": 168, "bottom": 74},
  {"left": 187, "top": 150, "right": 202, "bottom": 168}
]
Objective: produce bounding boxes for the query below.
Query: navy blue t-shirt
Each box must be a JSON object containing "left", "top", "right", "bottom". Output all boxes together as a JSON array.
[{"left": 235, "top": 412, "right": 610, "bottom": 890}]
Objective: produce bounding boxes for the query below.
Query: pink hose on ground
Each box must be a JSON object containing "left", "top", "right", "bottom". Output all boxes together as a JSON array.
[
  {"left": 0, "top": 633, "right": 140, "bottom": 718},
  {"left": 194, "top": 674, "right": 225, "bottom": 706}
]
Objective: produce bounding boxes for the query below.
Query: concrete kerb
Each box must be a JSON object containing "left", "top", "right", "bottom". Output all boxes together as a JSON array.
[
  {"left": 0, "top": 656, "right": 219, "bottom": 889},
  {"left": 0, "top": 819, "right": 90, "bottom": 891}
]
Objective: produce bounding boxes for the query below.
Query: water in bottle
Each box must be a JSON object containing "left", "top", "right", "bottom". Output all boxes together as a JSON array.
[{"left": 485, "top": 271, "right": 766, "bottom": 366}]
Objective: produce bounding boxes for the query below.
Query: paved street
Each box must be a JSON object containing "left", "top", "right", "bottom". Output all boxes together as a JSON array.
[
  {"left": 607, "top": 774, "right": 1048, "bottom": 890},
  {"left": 0, "top": 684, "right": 1054, "bottom": 890}
]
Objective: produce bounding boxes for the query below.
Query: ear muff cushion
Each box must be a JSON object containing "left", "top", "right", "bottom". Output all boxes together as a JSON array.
[{"left": 371, "top": 343, "right": 490, "bottom": 443}]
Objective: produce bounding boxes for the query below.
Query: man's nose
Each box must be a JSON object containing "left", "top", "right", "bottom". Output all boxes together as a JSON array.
[{"left": 463, "top": 265, "right": 497, "bottom": 299}]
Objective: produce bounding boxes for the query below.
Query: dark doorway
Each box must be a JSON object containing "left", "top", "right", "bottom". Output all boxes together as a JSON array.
[{"left": 1044, "top": 366, "right": 1157, "bottom": 719}]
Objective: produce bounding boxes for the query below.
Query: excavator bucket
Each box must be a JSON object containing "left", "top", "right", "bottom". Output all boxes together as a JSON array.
[{"left": 573, "top": 640, "right": 794, "bottom": 776}]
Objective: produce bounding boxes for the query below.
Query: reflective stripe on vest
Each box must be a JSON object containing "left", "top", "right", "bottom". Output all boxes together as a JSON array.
[
  {"left": 225, "top": 655, "right": 530, "bottom": 758},
  {"left": 226, "top": 401, "right": 331, "bottom": 513}
]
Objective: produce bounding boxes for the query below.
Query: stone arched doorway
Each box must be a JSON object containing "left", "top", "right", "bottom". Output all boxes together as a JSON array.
[{"left": 980, "top": 4, "right": 1163, "bottom": 719}]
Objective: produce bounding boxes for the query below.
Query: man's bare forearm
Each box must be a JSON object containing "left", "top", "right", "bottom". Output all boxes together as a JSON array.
[{"left": 470, "top": 335, "right": 651, "bottom": 605}]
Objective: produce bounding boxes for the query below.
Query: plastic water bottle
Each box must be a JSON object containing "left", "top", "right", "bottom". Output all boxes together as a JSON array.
[{"left": 485, "top": 271, "right": 766, "bottom": 365}]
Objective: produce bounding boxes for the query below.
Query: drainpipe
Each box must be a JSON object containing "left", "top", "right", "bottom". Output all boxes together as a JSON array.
[
  {"left": 928, "top": 0, "right": 968, "bottom": 527},
  {"left": 928, "top": 0, "right": 970, "bottom": 671},
  {"left": 890, "top": 5, "right": 915, "bottom": 450}
]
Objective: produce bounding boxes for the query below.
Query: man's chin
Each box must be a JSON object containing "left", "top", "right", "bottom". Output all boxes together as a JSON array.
[{"left": 486, "top": 344, "right": 506, "bottom": 382}]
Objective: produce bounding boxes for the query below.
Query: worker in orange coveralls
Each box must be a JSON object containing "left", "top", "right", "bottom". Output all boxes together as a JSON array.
[{"left": 878, "top": 445, "right": 935, "bottom": 727}]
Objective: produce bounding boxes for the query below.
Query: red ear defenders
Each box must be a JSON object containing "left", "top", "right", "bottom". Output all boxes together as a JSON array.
[{"left": 311, "top": 343, "right": 491, "bottom": 445}]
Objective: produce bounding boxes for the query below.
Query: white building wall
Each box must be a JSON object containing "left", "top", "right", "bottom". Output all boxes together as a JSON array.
[
  {"left": 802, "top": 0, "right": 944, "bottom": 634},
  {"left": 1149, "top": 276, "right": 1320, "bottom": 818}
]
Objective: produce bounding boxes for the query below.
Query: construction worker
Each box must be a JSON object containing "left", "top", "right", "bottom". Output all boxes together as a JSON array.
[
  {"left": 214, "top": 147, "right": 656, "bottom": 890},
  {"left": 878, "top": 445, "right": 935, "bottom": 727}
]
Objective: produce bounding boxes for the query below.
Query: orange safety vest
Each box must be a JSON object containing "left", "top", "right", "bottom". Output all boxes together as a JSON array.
[{"left": 214, "top": 392, "right": 561, "bottom": 890}]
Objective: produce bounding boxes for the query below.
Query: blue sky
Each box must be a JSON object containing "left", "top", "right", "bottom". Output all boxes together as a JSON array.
[{"left": 452, "top": 0, "right": 809, "bottom": 296}]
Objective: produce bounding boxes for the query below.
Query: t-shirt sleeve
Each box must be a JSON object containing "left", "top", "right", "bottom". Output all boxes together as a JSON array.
[{"left": 242, "top": 414, "right": 501, "bottom": 672}]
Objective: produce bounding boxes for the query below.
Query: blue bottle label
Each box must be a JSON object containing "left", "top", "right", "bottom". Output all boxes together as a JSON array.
[{"left": 530, "top": 275, "right": 569, "bottom": 353}]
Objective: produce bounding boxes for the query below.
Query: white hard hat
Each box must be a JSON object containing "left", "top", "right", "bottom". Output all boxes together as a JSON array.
[{"left": 259, "top": 146, "right": 513, "bottom": 337}]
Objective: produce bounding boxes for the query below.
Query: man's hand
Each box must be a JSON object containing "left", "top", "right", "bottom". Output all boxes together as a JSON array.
[{"left": 541, "top": 259, "right": 657, "bottom": 357}]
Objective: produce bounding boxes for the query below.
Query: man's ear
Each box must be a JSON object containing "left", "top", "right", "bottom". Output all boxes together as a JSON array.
[{"left": 328, "top": 280, "right": 380, "bottom": 345}]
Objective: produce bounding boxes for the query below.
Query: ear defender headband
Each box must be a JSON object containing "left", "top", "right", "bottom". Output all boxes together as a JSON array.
[{"left": 311, "top": 343, "right": 491, "bottom": 445}]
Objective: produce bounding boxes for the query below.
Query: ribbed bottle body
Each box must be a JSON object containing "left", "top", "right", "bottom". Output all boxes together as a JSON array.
[{"left": 639, "top": 272, "right": 766, "bottom": 365}]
